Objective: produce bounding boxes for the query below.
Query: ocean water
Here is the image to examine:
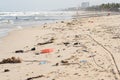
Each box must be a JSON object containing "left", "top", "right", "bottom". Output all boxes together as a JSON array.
[{"left": 0, "top": 11, "right": 76, "bottom": 38}]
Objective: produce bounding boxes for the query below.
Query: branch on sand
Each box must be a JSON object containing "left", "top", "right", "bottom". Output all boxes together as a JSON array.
[{"left": 37, "top": 38, "right": 54, "bottom": 46}]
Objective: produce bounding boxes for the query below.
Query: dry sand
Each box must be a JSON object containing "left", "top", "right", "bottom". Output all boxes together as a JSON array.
[{"left": 0, "top": 14, "right": 120, "bottom": 80}]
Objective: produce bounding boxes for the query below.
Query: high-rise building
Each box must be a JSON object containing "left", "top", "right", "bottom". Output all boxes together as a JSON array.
[{"left": 81, "top": 2, "right": 89, "bottom": 8}]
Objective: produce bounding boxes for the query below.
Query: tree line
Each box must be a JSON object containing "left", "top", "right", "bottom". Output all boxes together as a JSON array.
[{"left": 86, "top": 3, "right": 120, "bottom": 12}]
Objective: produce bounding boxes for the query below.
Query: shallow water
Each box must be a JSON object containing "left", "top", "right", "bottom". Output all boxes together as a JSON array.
[{"left": 0, "top": 11, "right": 76, "bottom": 38}]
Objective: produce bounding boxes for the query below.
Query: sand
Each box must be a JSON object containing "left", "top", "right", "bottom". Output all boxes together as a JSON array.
[{"left": 0, "top": 14, "right": 120, "bottom": 80}]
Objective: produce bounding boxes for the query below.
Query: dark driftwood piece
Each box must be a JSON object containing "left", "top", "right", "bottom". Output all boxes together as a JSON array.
[
  {"left": 26, "top": 75, "right": 44, "bottom": 80},
  {"left": 87, "top": 34, "right": 120, "bottom": 78},
  {"left": 15, "top": 50, "right": 24, "bottom": 53},
  {"left": 0, "top": 57, "right": 22, "bottom": 64},
  {"left": 37, "top": 38, "right": 54, "bottom": 45}
]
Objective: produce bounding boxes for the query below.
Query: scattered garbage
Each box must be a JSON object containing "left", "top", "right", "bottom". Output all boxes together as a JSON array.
[
  {"left": 66, "top": 22, "right": 75, "bottom": 26},
  {"left": 66, "top": 22, "right": 72, "bottom": 25},
  {"left": 63, "top": 42, "right": 85, "bottom": 47},
  {"left": 0, "top": 57, "right": 22, "bottom": 64},
  {"left": 82, "top": 50, "right": 88, "bottom": 52},
  {"left": 37, "top": 38, "right": 54, "bottom": 45},
  {"left": 4, "top": 69, "right": 10, "bottom": 72},
  {"left": 74, "top": 42, "right": 79, "bottom": 45},
  {"left": 80, "top": 60, "right": 87, "bottom": 63},
  {"left": 35, "top": 53, "right": 40, "bottom": 55},
  {"left": 41, "top": 48, "right": 54, "bottom": 54},
  {"left": 73, "top": 42, "right": 81, "bottom": 47},
  {"left": 52, "top": 63, "right": 59, "bottom": 66},
  {"left": 61, "top": 60, "right": 79, "bottom": 65},
  {"left": 15, "top": 50, "right": 24, "bottom": 53},
  {"left": 88, "top": 21, "right": 94, "bottom": 23},
  {"left": 88, "top": 55, "right": 96, "bottom": 58},
  {"left": 26, "top": 75, "right": 44, "bottom": 80},
  {"left": 31, "top": 47, "right": 36, "bottom": 51},
  {"left": 63, "top": 42, "right": 70, "bottom": 46},
  {"left": 39, "top": 61, "right": 47, "bottom": 65},
  {"left": 57, "top": 55, "right": 61, "bottom": 58},
  {"left": 61, "top": 60, "right": 68, "bottom": 64},
  {"left": 55, "top": 63, "right": 59, "bottom": 66}
]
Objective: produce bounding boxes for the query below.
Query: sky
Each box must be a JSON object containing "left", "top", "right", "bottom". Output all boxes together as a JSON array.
[{"left": 0, "top": 0, "right": 119, "bottom": 11}]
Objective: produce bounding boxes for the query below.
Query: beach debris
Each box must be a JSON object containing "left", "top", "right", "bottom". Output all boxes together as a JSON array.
[
  {"left": 31, "top": 47, "right": 36, "bottom": 51},
  {"left": 75, "top": 35, "right": 80, "bottom": 38},
  {"left": 80, "top": 60, "right": 87, "bottom": 63},
  {"left": 61, "top": 60, "right": 79, "bottom": 65},
  {"left": 112, "top": 36, "right": 120, "bottom": 39},
  {"left": 37, "top": 38, "right": 54, "bottom": 45},
  {"left": 66, "top": 22, "right": 75, "bottom": 26},
  {"left": 39, "top": 61, "right": 47, "bottom": 65},
  {"left": 66, "top": 22, "right": 72, "bottom": 25},
  {"left": 61, "top": 60, "right": 68, "bottom": 64},
  {"left": 41, "top": 48, "right": 54, "bottom": 54},
  {"left": 88, "top": 55, "right": 96, "bottom": 58},
  {"left": 35, "top": 53, "right": 40, "bottom": 55},
  {"left": 26, "top": 75, "right": 44, "bottom": 80},
  {"left": 53, "top": 63, "right": 59, "bottom": 66},
  {"left": 15, "top": 50, "right": 24, "bottom": 53},
  {"left": 55, "top": 63, "right": 59, "bottom": 66},
  {"left": 73, "top": 42, "right": 81, "bottom": 47},
  {"left": 82, "top": 50, "right": 88, "bottom": 52},
  {"left": 61, "top": 21, "right": 64, "bottom": 23},
  {"left": 57, "top": 55, "right": 61, "bottom": 58},
  {"left": 4, "top": 69, "right": 10, "bottom": 72},
  {"left": 74, "top": 42, "right": 79, "bottom": 45},
  {"left": 23, "top": 60, "right": 50, "bottom": 64},
  {"left": 88, "top": 34, "right": 120, "bottom": 75},
  {"left": 0, "top": 57, "right": 22, "bottom": 64},
  {"left": 63, "top": 42, "right": 70, "bottom": 46},
  {"left": 88, "top": 21, "right": 94, "bottom": 23},
  {"left": 107, "top": 13, "right": 110, "bottom": 16}
]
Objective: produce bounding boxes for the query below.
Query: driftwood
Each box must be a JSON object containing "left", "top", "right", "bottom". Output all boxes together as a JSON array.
[
  {"left": 60, "top": 60, "right": 80, "bottom": 65},
  {"left": 87, "top": 34, "right": 120, "bottom": 79},
  {"left": 26, "top": 75, "right": 44, "bottom": 80},
  {"left": 61, "top": 60, "right": 68, "bottom": 64},
  {"left": 37, "top": 38, "right": 54, "bottom": 45},
  {"left": 15, "top": 50, "right": 24, "bottom": 53},
  {"left": 0, "top": 57, "right": 22, "bottom": 64},
  {"left": 61, "top": 63, "right": 80, "bottom": 65}
]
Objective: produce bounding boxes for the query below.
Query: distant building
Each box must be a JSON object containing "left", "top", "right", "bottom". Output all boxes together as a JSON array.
[
  {"left": 81, "top": 2, "right": 89, "bottom": 8},
  {"left": 119, "top": 8, "right": 120, "bottom": 11}
]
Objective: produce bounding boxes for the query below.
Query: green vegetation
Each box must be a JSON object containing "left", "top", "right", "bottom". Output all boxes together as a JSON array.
[{"left": 86, "top": 3, "right": 120, "bottom": 12}]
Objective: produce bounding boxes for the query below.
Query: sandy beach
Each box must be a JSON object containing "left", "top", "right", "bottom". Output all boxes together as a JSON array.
[{"left": 0, "top": 14, "right": 120, "bottom": 80}]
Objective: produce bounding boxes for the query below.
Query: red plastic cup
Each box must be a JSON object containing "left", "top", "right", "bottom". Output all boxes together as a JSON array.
[{"left": 41, "top": 48, "right": 53, "bottom": 54}]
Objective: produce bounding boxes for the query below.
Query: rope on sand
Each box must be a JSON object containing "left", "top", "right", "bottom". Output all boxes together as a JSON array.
[{"left": 87, "top": 34, "right": 120, "bottom": 79}]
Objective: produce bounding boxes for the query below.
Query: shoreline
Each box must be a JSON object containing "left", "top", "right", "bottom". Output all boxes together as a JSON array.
[
  {"left": 0, "top": 14, "right": 120, "bottom": 80},
  {"left": 0, "top": 11, "right": 119, "bottom": 40}
]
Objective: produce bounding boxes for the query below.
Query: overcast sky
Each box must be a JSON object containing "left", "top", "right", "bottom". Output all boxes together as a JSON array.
[{"left": 0, "top": 0, "right": 119, "bottom": 11}]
